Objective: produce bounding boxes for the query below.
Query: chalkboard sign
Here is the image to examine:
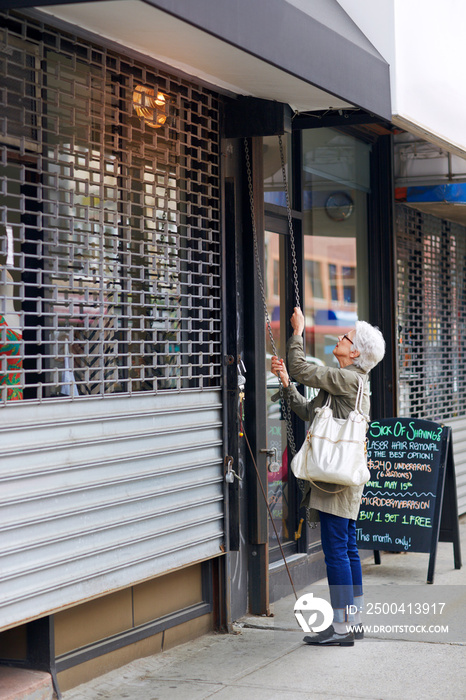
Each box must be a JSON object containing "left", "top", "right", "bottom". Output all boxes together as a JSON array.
[{"left": 357, "top": 417, "right": 449, "bottom": 556}]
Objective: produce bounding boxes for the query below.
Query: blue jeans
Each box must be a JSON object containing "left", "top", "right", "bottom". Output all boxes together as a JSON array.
[{"left": 319, "top": 511, "right": 363, "bottom": 623}]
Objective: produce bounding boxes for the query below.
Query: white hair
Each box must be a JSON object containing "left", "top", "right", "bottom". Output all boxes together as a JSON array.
[{"left": 352, "top": 321, "right": 385, "bottom": 373}]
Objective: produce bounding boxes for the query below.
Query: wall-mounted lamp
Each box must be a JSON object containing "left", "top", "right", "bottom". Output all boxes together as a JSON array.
[{"left": 133, "top": 84, "right": 168, "bottom": 128}]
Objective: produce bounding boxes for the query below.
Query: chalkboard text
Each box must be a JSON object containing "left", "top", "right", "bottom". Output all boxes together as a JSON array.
[{"left": 358, "top": 418, "right": 447, "bottom": 553}]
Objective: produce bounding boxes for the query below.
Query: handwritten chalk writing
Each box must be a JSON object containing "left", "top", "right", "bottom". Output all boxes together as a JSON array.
[
  {"left": 394, "top": 463, "right": 432, "bottom": 472},
  {"left": 392, "top": 441, "right": 407, "bottom": 450},
  {"left": 359, "top": 511, "right": 374, "bottom": 520},
  {"left": 359, "top": 418, "right": 447, "bottom": 555},
  {"left": 402, "top": 515, "right": 432, "bottom": 528},
  {"left": 377, "top": 471, "right": 411, "bottom": 480},
  {"left": 361, "top": 496, "right": 431, "bottom": 509},
  {"left": 406, "top": 442, "right": 439, "bottom": 452},
  {"left": 385, "top": 513, "right": 400, "bottom": 522},
  {"left": 373, "top": 533, "right": 393, "bottom": 543},
  {"left": 367, "top": 459, "right": 392, "bottom": 470},
  {"left": 370, "top": 420, "right": 443, "bottom": 443},
  {"left": 407, "top": 423, "right": 442, "bottom": 441},
  {"left": 367, "top": 440, "right": 389, "bottom": 450},
  {"left": 370, "top": 422, "right": 393, "bottom": 437},
  {"left": 356, "top": 528, "right": 370, "bottom": 542}
]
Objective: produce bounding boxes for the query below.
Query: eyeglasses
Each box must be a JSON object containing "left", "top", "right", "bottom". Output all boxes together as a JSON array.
[{"left": 341, "top": 333, "right": 354, "bottom": 345}]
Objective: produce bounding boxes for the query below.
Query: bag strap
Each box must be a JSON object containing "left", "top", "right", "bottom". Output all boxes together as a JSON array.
[
  {"left": 323, "top": 391, "right": 332, "bottom": 409},
  {"left": 309, "top": 375, "right": 368, "bottom": 495},
  {"left": 356, "top": 374, "right": 370, "bottom": 420},
  {"left": 322, "top": 373, "right": 366, "bottom": 414},
  {"left": 308, "top": 477, "right": 348, "bottom": 494},
  {"left": 355, "top": 374, "right": 364, "bottom": 414}
]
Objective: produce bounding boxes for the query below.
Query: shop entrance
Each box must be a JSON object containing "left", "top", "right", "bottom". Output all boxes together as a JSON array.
[
  {"left": 261, "top": 134, "right": 303, "bottom": 564},
  {"left": 264, "top": 227, "right": 299, "bottom": 560},
  {"left": 243, "top": 126, "right": 374, "bottom": 610},
  {"left": 262, "top": 127, "right": 372, "bottom": 569}
]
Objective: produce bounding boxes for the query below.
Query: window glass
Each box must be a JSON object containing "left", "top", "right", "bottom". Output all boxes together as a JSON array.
[
  {"left": 263, "top": 133, "right": 292, "bottom": 207},
  {"left": 302, "top": 128, "right": 370, "bottom": 366},
  {"left": 305, "top": 260, "right": 323, "bottom": 299},
  {"left": 265, "top": 230, "right": 292, "bottom": 555},
  {"left": 342, "top": 265, "right": 356, "bottom": 304},
  {"left": 329, "top": 263, "right": 339, "bottom": 302}
]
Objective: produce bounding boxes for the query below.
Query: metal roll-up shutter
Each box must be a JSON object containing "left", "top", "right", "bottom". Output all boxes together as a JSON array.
[
  {"left": 445, "top": 416, "right": 466, "bottom": 514},
  {"left": 0, "top": 12, "right": 225, "bottom": 632},
  {"left": 396, "top": 205, "right": 466, "bottom": 514},
  {"left": 0, "top": 390, "right": 224, "bottom": 631}
]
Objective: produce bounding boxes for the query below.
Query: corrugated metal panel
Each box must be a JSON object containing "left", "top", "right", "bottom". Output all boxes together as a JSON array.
[
  {"left": 446, "top": 416, "right": 466, "bottom": 515},
  {"left": 0, "top": 390, "right": 224, "bottom": 631}
]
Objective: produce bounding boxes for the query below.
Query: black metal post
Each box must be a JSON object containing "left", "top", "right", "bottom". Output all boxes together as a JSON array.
[{"left": 368, "top": 134, "right": 397, "bottom": 419}]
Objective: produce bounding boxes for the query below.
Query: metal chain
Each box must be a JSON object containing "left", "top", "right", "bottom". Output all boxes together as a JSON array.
[
  {"left": 278, "top": 134, "right": 300, "bottom": 311},
  {"left": 276, "top": 136, "right": 312, "bottom": 509},
  {"left": 244, "top": 138, "right": 299, "bottom": 461},
  {"left": 244, "top": 137, "right": 313, "bottom": 523}
]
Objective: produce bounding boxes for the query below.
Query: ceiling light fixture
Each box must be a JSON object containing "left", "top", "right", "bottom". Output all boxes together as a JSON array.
[{"left": 133, "top": 85, "right": 168, "bottom": 128}]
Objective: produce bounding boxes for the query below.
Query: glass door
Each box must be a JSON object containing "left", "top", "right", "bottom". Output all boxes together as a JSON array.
[
  {"left": 261, "top": 127, "right": 372, "bottom": 566},
  {"left": 264, "top": 229, "right": 296, "bottom": 560}
]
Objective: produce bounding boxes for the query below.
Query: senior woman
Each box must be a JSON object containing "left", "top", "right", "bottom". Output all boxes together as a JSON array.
[{"left": 271, "top": 307, "right": 385, "bottom": 647}]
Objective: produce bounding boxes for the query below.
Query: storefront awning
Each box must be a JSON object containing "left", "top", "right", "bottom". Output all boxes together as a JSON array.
[
  {"left": 15, "top": 0, "right": 391, "bottom": 119},
  {"left": 394, "top": 132, "right": 466, "bottom": 225}
]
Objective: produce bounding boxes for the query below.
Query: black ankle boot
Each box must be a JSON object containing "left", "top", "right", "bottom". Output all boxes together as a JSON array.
[
  {"left": 303, "top": 625, "right": 354, "bottom": 646},
  {"left": 351, "top": 624, "right": 364, "bottom": 639}
]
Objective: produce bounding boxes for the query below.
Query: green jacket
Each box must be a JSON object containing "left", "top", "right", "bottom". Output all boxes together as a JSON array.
[{"left": 284, "top": 335, "right": 370, "bottom": 521}]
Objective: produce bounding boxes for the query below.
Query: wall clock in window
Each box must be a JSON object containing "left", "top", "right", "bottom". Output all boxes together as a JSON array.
[{"left": 325, "top": 192, "right": 354, "bottom": 221}]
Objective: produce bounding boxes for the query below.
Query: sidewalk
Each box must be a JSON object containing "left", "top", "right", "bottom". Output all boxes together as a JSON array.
[{"left": 63, "top": 518, "right": 466, "bottom": 700}]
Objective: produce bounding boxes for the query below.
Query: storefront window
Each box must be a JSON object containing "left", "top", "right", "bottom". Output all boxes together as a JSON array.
[
  {"left": 302, "top": 128, "right": 371, "bottom": 366},
  {"left": 0, "top": 16, "right": 221, "bottom": 403}
]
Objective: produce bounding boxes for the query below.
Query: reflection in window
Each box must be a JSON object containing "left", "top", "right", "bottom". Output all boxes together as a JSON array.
[
  {"left": 342, "top": 265, "right": 356, "bottom": 304},
  {"left": 302, "top": 128, "right": 370, "bottom": 366},
  {"left": 329, "top": 264, "right": 339, "bottom": 302},
  {"left": 273, "top": 259, "right": 279, "bottom": 296},
  {"left": 305, "top": 260, "right": 323, "bottom": 299}
]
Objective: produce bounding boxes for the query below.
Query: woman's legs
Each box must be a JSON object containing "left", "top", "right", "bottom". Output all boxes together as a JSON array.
[
  {"left": 319, "top": 511, "right": 363, "bottom": 624},
  {"left": 347, "top": 517, "right": 363, "bottom": 620}
]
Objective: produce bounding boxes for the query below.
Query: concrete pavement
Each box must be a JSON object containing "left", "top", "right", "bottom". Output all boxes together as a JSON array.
[
  {"left": 62, "top": 517, "right": 466, "bottom": 700},
  {"left": 0, "top": 668, "right": 53, "bottom": 700}
]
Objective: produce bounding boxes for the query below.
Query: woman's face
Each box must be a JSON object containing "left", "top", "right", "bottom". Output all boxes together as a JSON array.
[{"left": 333, "top": 328, "right": 357, "bottom": 368}]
